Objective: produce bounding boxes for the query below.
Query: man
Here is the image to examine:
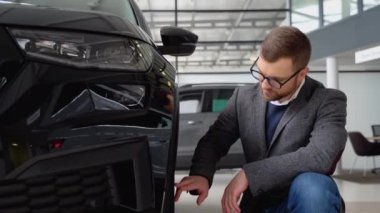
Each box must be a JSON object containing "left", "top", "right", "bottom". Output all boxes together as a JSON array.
[{"left": 175, "top": 26, "right": 347, "bottom": 213}]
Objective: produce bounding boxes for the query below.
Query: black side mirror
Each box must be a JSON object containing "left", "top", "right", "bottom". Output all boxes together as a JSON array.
[{"left": 158, "top": 26, "right": 198, "bottom": 56}]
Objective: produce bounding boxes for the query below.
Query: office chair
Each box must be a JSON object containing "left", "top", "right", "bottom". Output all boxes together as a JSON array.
[
  {"left": 371, "top": 124, "right": 380, "bottom": 142},
  {"left": 348, "top": 132, "right": 380, "bottom": 176}
]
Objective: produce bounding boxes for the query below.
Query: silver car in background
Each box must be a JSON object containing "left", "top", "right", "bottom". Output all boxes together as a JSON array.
[{"left": 177, "top": 83, "right": 249, "bottom": 170}]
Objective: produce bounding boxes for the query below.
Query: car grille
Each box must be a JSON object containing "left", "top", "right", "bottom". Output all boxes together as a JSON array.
[{"left": 0, "top": 167, "right": 111, "bottom": 213}]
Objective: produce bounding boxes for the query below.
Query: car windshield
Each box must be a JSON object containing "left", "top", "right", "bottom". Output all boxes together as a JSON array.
[{"left": 6, "top": 0, "right": 137, "bottom": 25}]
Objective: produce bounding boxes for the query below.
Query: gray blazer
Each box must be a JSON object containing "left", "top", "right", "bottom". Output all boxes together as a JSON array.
[{"left": 189, "top": 76, "right": 347, "bottom": 210}]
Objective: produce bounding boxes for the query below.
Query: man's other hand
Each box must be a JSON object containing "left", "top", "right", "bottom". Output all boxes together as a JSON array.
[{"left": 221, "top": 170, "right": 248, "bottom": 213}]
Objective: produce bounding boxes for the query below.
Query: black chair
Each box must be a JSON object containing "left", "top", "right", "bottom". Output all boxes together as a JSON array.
[
  {"left": 371, "top": 124, "right": 380, "bottom": 142},
  {"left": 348, "top": 131, "right": 380, "bottom": 176}
]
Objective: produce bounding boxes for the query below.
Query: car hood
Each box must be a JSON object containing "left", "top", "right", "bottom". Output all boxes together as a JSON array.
[{"left": 0, "top": 2, "right": 151, "bottom": 43}]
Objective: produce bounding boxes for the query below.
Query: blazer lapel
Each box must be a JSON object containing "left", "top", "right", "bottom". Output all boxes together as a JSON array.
[{"left": 268, "top": 77, "right": 314, "bottom": 149}]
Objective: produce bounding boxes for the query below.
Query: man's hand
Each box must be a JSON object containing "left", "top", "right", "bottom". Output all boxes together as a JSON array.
[
  {"left": 175, "top": 175, "right": 209, "bottom": 205},
  {"left": 221, "top": 170, "right": 248, "bottom": 213}
]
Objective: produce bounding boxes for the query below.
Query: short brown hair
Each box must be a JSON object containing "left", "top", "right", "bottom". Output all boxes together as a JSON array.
[{"left": 260, "top": 26, "right": 311, "bottom": 70}]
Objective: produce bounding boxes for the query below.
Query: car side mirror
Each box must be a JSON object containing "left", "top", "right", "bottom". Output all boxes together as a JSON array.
[{"left": 158, "top": 26, "right": 198, "bottom": 56}]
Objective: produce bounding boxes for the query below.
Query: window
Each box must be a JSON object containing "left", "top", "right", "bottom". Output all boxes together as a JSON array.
[
  {"left": 364, "top": 0, "right": 380, "bottom": 11},
  {"left": 291, "top": 0, "right": 320, "bottom": 32},
  {"left": 179, "top": 93, "right": 202, "bottom": 114},
  {"left": 323, "top": 0, "right": 358, "bottom": 26},
  {"left": 12, "top": 0, "right": 138, "bottom": 25},
  {"left": 205, "top": 89, "right": 234, "bottom": 113}
]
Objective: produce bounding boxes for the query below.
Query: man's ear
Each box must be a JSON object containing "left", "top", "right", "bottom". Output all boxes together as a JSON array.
[{"left": 300, "top": 67, "right": 309, "bottom": 78}]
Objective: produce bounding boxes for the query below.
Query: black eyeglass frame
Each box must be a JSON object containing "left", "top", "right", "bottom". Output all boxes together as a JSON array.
[{"left": 250, "top": 57, "right": 304, "bottom": 89}]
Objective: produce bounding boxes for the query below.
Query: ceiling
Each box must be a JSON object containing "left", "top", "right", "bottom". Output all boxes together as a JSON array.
[
  {"left": 136, "top": 0, "right": 380, "bottom": 73},
  {"left": 136, "top": 0, "right": 288, "bottom": 72}
]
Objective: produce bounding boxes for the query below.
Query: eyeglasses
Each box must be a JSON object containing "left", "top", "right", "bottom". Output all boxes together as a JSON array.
[{"left": 250, "top": 57, "right": 304, "bottom": 89}]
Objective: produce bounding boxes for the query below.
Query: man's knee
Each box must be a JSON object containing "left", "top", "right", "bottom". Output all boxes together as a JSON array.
[
  {"left": 290, "top": 172, "right": 337, "bottom": 198},
  {"left": 288, "top": 172, "right": 341, "bottom": 212}
]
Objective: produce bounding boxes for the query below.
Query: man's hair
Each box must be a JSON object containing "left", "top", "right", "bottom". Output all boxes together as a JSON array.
[{"left": 260, "top": 26, "right": 311, "bottom": 70}]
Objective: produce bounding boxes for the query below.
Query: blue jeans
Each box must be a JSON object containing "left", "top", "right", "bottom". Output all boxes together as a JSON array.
[{"left": 263, "top": 172, "right": 341, "bottom": 213}]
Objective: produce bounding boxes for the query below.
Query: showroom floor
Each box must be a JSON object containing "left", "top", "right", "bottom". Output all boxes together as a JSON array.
[{"left": 175, "top": 169, "right": 380, "bottom": 213}]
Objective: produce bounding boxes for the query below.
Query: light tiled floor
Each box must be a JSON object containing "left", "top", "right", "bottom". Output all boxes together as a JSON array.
[
  {"left": 335, "top": 171, "right": 380, "bottom": 213},
  {"left": 175, "top": 169, "right": 380, "bottom": 213}
]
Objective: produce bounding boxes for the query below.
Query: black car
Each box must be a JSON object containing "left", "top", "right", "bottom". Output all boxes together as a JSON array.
[
  {"left": 0, "top": 0, "right": 197, "bottom": 212},
  {"left": 177, "top": 83, "right": 249, "bottom": 170}
]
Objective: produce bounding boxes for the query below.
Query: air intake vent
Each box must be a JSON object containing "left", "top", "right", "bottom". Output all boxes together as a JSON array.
[{"left": 0, "top": 167, "right": 111, "bottom": 212}]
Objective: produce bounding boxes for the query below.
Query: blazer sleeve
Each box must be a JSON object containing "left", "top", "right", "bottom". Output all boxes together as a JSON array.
[
  {"left": 243, "top": 88, "right": 347, "bottom": 197},
  {"left": 189, "top": 87, "right": 241, "bottom": 186}
]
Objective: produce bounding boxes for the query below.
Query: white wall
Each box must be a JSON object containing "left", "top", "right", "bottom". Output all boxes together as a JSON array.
[
  {"left": 311, "top": 72, "right": 380, "bottom": 170},
  {"left": 177, "top": 71, "right": 380, "bottom": 170},
  {"left": 177, "top": 73, "right": 254, "bottom": 87}
]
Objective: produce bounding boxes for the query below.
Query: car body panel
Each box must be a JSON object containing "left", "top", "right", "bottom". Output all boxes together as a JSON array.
[
  {"left": 0, "top": 0, "right": 197, "bottom": 212},
  {"left": 0, "top": 1, "right": 149, "bottom": 43},
  {"left": 177, "top": 83, "right": 249, "bottom": 170}
]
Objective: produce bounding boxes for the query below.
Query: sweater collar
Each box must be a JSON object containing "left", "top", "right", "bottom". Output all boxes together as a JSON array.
[{"left": 270, "top": 78, "right": 305, "bottom": 106}]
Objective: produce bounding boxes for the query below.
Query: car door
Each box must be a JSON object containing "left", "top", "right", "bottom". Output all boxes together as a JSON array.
[
  {"left": 177, "top": 87, "right": 244, "bottom": 169},
  {"left": 178, "top": 88, "right": 228, "bottom": 157},
  {"left": 203, "top": 88, "right": 243, "bottom": 157},
  {"left": 178, "top": 90, "right": 206, "bottom": 167}
]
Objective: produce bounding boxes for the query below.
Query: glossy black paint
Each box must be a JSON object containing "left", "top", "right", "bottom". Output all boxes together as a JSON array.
[
  {"left": 0, "top": 1, "right": 185, "bottom": 212},
  {"left": 0, "top": 2, "right": 148, "bottom": 42}
]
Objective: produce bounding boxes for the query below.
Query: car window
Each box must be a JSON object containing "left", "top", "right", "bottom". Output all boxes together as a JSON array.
[
  {"left": 179, "top": 92, "right": 202, "bottom": 114},
  {"left": 207, "top": 89, "right": 234, "bottom": 113},
  {"left": 128, "top": 0, "right": 152, "bottom": 37},
  {"left": 10, "top": 0, "right": 138, "bottom": 25}
]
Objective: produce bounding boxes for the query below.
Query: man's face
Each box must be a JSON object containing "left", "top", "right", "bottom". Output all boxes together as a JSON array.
[{"left": 255, "top": 57, "right": 306, "bottom": 101}]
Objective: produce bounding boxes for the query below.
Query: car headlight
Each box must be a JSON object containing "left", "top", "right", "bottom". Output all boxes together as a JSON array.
[{"left": 8, "top": 28, "right": 153, "bottom": 71}]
